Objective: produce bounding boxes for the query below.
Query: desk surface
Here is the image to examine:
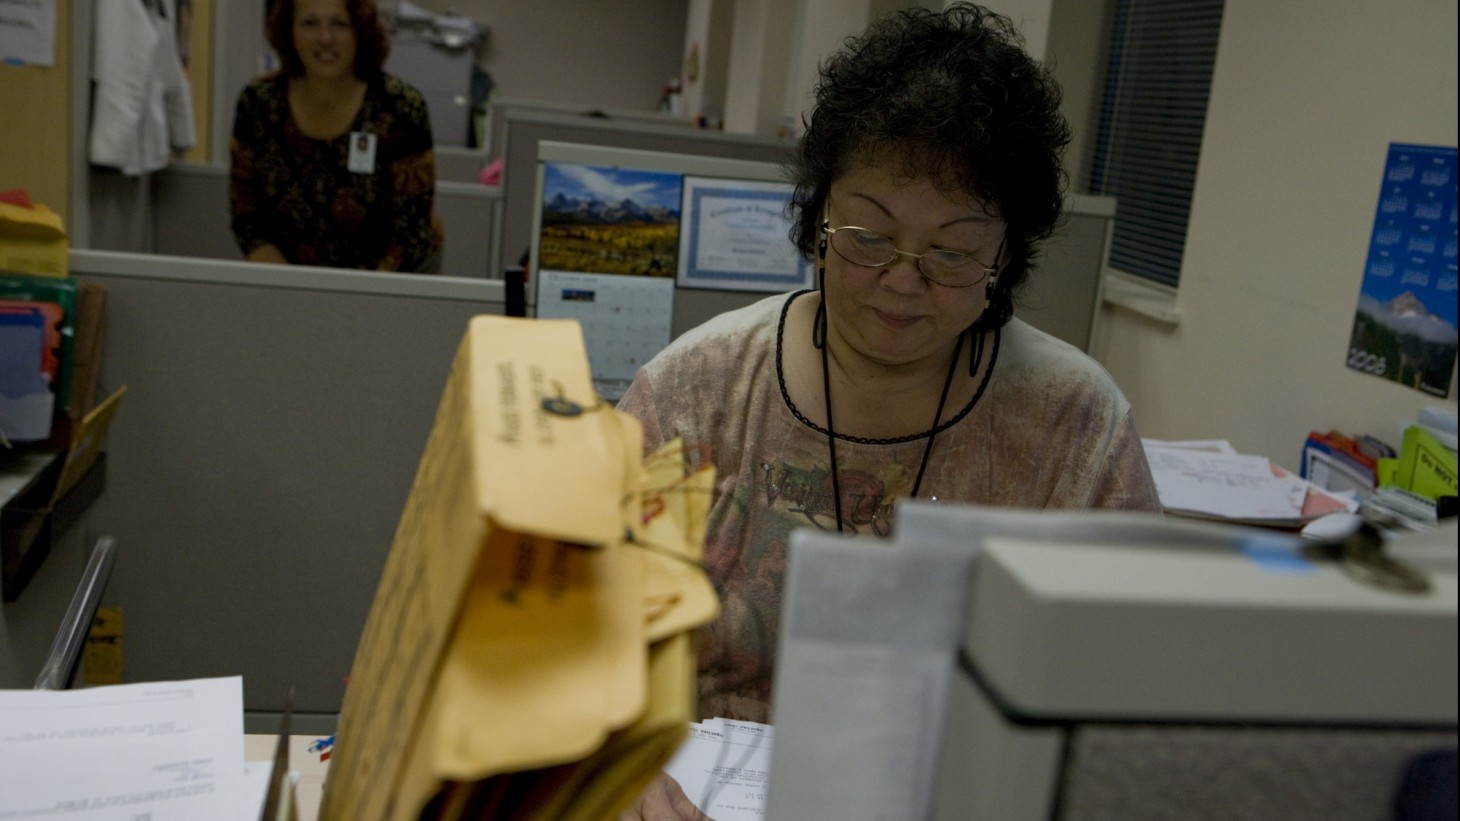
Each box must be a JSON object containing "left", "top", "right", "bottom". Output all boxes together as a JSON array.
[{"left": 245, "top": 734, "right": 332, "bottom": 821}]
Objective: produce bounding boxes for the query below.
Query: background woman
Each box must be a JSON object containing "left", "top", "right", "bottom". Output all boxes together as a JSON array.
[{"left": 230, "top": 0, "right": 443, "bottom": 272}]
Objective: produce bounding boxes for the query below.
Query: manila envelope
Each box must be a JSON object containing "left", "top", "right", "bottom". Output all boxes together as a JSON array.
[{"left": 319, "top": 316, "right": 652, "bottom": 821}]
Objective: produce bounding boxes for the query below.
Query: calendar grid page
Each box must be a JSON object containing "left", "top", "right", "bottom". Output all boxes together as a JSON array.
[{"left": 535, "top": 270, "right": 675, "bottom": 401}]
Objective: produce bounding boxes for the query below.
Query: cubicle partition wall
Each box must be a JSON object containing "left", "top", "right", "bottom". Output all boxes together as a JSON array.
[
  {"left": 142, "top": 164, "right": 502, "bottom": 281},
  {"left": 92, "top": 107, "right": 1110, "bottom": 353},
  {"left": 492, "top": 109, "right": 796, "bottom": 283},
  {"left": 484, "top": 98, "right": 698, "bottom": 163},
  {"left": 150, "top": 166, "right": 238, "bottom": 262},
  {"left": 495, "top": 111, "right": 1113, "bottom": 352},
  {"left": 1022, "top": 194, "right": 1115, "bottom": 353},
  {"left": 436, "top": 145, "right": 495, "bottom": 183},
  {"left": 70, "top": 250, "right": 506, "bottom": 729}
]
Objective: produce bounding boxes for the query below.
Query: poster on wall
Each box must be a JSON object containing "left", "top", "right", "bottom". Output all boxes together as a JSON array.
[
  {"left": 1345, "top": 143, "right": 1458, "bottom": 398},
  {"left": 0, "top": 0, "right": 57, "bottom": 67}
]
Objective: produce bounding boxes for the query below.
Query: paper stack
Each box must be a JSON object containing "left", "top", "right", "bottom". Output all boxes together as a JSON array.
[
  {"left": 1143, "top": 439, "right": 1356, "bottom": 527},
  {"left": 317, "top": 316, "right": 718, "bottom": 820}
]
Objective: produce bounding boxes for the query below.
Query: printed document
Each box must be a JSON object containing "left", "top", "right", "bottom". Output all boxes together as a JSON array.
[
  {"left": 0, "top": 676, "right": 247, "bottom": 820},
  {"left": 663, "top": 718, "right": 772, "bottom": 820}
]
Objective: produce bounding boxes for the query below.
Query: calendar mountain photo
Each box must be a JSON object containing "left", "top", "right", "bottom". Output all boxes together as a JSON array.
[
  {"left": 542, "top": 192, "right": 679, "bottom": 226},
  {"left": 1348, "top": 290, "right": 1458, "bottom": 397},
  {"left": 537, "top": 161, "right": 685, "bottom": 278}
]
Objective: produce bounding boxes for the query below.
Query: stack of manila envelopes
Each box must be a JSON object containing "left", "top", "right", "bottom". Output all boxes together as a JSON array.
[{"left": 318, "top": 315, "right": 718, "bottom": 820}]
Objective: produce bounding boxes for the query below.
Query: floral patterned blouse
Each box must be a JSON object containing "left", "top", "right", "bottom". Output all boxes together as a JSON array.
[
  {"left": 617, "top": 291, "right": 1162, "bottom": 723},
  {"left": 229, "top": 72, "right": 442, "bottom": 272}
]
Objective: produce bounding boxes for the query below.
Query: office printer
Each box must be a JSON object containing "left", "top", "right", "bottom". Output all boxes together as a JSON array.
[{"left": 766, "top": 506, "right": 1458, "bottom": 820}]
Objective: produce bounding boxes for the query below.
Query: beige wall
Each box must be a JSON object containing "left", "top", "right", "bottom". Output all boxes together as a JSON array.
[
  {"left": 0, "top": 0, "right": 70, "bottom": 225},
  {"left": 980, "top": 0, "right": 1054, "bottom": 58},
  {"left": 408, "top": 0, "right": 688, "bottom": 112},
  {"left": 723, "top": 0, "right": 801, "bottom": 135},
  {"left": 1046, "top": 0, "right": 1109, "bottom": 192},
  {"left": 775, "top": 0, "right": 875, "bottom": 139},
  {"left": 1091, "top": 0, "right": 1459, "bottom": 465}
]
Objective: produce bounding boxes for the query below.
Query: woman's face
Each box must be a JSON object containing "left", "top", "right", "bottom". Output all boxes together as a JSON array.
[
  {"left": 292, "top": 0, "right": 356, "bottom": 81},
  {"left": 821, "top": 161, "right": 1005, "bottom": 370}
]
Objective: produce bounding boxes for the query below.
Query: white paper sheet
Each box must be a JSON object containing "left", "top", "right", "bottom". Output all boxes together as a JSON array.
[
  {"left": 1145, "top": 445, "right": 1307, "bottom": 520},
  {"left": 1141, "top": 437, "right": 1238, "bottom": 455},
  {"left": 663, "top": 718, "right": 773, "bottom": 820},
  {"left": 0, "top": 676, "right": 248, "bottom": 820}
]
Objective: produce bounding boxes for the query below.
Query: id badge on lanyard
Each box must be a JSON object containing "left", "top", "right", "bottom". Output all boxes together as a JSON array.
[{"left": 348, "top": 132, "right": 377, "bottom": 174}]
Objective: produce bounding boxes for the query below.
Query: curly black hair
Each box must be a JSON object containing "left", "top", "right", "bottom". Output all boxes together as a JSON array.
[
  {"left": 266, "top": 0, "right": 391, "bottom": 81},
  {"left": 790, "top": 2, "right": 1071, "bottom": 330}
]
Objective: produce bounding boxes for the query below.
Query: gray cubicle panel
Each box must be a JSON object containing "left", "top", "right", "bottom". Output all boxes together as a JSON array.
[
  {"left": 436, "top": 145, "right": 493, "bottom": 183},
  {"left": 493, "top": 109, "right": 795, "bottom": 282},
  {"left": 70, "top": 250, "right": 506, "bottom": 729},
  {"left": 141, "top": 163, "right": 501, "bottom": 280},
  {"left": 1018, "top": 194, "right": 1114, "bottom": 353},
  {"left": 150, "top": 165, "right": 238, "bottom": 261},
  {"left": 484, "top": 97, "right": 697, "bottom": 166}
]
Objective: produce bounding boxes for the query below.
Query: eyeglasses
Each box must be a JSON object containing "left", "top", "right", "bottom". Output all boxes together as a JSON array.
[{"left": 821, "top": 220, "right": 1000, "bottom": 288}]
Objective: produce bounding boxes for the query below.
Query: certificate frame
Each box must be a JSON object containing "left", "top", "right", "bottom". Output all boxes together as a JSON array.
[{"left": 676, "top": 177, "right": 813, "bottom": 292}]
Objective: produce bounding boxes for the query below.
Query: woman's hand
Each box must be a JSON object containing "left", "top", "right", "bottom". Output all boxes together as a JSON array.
[{"left": 617, "top": 771, "right": 715, "bottom": 821}]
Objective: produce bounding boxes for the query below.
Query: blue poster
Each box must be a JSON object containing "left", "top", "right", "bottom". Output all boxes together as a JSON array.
[{"left": 1347, "top": 143, "right": 1459, "bottom": 397}]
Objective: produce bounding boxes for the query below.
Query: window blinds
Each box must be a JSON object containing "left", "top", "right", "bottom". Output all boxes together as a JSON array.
[{"left": 1084, "top": 0, "right": 1225, "bottom": 287}]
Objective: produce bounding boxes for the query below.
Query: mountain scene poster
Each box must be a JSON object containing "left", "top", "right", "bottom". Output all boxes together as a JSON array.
[
  {"left": 1346, "top": 143, "right": 1458, "bottom": 398},
  {"left": 538, "top": 162, "right": 683, "bottom": 277}
]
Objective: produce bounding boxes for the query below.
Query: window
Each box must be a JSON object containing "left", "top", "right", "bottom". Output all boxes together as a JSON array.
[{"left": 1084, "top": 0, "right": 1225, "bottom": 288}]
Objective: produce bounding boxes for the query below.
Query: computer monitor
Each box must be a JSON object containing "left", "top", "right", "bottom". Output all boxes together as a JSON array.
[
  {"left": 766, "top": 504, "right": 1459, "bottom": 820},
  {"left": 528, "top": 140, "right": 811, "bottom": 400}
]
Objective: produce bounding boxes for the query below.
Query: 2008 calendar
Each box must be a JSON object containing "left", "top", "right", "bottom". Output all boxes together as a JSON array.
[{"left": 536, "top": 271, "right": 674, "bottom": 401}]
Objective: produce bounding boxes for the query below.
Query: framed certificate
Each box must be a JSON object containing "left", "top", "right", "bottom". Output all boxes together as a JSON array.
[{"left": 676, "top": 177, "right": 812, "bottom": 292}]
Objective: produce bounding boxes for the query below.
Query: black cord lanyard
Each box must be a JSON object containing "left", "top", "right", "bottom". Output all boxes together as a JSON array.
[
  {"left": 796, "top": 233, "right": 1002, "bottom": 532},
  {"left": 820, "top": 313, "right": 969, "bottom": 532}
]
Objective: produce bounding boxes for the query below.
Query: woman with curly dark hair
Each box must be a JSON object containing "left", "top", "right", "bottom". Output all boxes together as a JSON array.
[
  {"left": 229, "top": 0, "right": 443, "bottom": 272},
  {"left": 617, "top": 7, "right": 1158, "bottom": 816}
]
